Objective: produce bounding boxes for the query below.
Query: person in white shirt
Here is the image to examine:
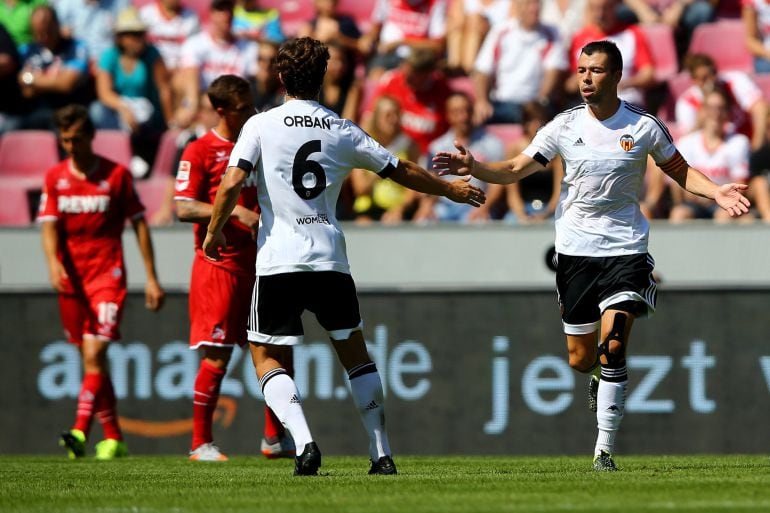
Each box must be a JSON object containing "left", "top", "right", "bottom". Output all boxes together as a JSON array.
[
  {"left": 202, "top": 37, "right": 485, "bottom": 476},
  {"left": 433, "top": 40, "right": 750, "bottom": 471},
  {"left": 139, "top": 0, "right": 201, "bottom": 72}
]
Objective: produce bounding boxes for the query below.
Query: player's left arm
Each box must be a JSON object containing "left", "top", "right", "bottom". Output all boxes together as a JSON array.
[
  {"left": 203, "top": 166, "right": 248, "bottom": 260},
  {"left": 659, "top": 152, "right": 751, "bottom": 217},
  {"left": 130, "top": 216, "right": 165, "bottom": 311}
]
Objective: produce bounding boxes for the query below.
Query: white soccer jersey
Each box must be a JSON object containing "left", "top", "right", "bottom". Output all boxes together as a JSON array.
[
  {"left": 229, "top": 100, "right": 399, "bottom": 276},
  {"left": 523, "top": 101, "right": 677, "bottom": 257},
  {"left": 179, "top": 31, "right": 258, "bottom": 89},
  {"left": 676, "top": 131, "right": 749, "bottom": 185},
  {"left": 139, "top": 3, "right": 201, "bottom": 70}
]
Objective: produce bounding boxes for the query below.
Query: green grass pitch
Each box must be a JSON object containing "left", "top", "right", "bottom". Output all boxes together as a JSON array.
[{"left": 1, "top": 455, "right": 768, "bottom": 512}]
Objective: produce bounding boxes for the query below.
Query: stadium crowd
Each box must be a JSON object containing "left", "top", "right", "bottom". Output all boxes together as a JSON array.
[{"left": 2, "top": 0, "right": 770, "bottom": 224}]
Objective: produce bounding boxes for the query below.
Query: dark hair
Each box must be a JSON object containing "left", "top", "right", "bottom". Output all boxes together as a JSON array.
[
  {"left": 276, "top": 37, "right": 329, "bottom": 99},
  {"left": 580, "top": 40, "right": 623, "bottom": 73},
  {"left": 684, "top": 53, "right": 716, "bottom": 76},
  {"left": 447, "top": 90, "right": 472, "bottom": 106},
  {"left": 704, "top": 84, "right": 734, "bottom": 111},
  {"left": 522, "top": 101, "right": 548, "bottom": 125},
  {"left": 207, "top": 74, "right": 252, "bottom": 110},
  {"left": 53, "top": 104, "right": 94, "bottom": 135},
  {"left": 210, "top": 0, "right": 234, "bottom": 12}
]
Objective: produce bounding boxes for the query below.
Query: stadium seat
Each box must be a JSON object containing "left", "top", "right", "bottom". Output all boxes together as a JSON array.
[
  {"left": 640, "top": 23, "right": 678, "bottom": 82},
  {"left": 0, "top": 130, "right": 59, "bottom": 179},
  {"left": 659, "top": 71, "right": 693, "bottom": 121},
  {"left": 93, "top": 130, "right": 133, "bottom": 169},
  {"left": 151, "top": 129, "right": 182, "bottom": 178},
  {"left": 688, "top": 20, "right": 753, "bottom": 72},
  {"left": 134, "top": 176, "right": 171, "bottom": 221},
  {"left": 260, "top": 0, "right": 315, "bottom": 37},
  {"left": 448, "top": 76, "right": 476, "bottom": 101},
  {"left": 338, "top": 0, "right": 376, "bottom": 33},
  {"left": 0, "top": 177, "right": 39, "bottom": 226},
  {"left": 485, "top": 124, "right": 524, "bottom": 147}
]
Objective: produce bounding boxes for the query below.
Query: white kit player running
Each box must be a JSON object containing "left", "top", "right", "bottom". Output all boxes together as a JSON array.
[
  {"left": 203, "top": 37, "right": 485, "bottom": 476},
  {"left": 433, "top": 40, "right": 751, "bottom": 471}
]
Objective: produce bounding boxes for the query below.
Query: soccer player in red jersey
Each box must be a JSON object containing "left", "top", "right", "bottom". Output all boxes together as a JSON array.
[
  {"left": 174, "top": 74, "right": 293, "bottom": 461},
  {"left": 38, "top": 104, "right": 165, "bottom": 460}
]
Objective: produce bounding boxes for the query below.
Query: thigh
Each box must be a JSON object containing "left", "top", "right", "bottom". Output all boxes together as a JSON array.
[
  {"left": 308, "top": 272, "right": 363, "bottom": 340},
  {"left": 556, "top": 254, "right": 601, "bottom": 334},
  {"left": 86, "top": 288, "right": 127, "bottom": 342},
  {"left": 248, "top": 273, "right": 306, "bottom": 346},
  {"left": 58, "top": 293, "right": 90, "bottom": 345},
  {"left": 596, "top": 253, "right": 657, "bottom": 316}
]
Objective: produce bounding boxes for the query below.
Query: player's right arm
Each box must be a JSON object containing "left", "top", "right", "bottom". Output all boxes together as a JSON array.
[
  {"left": 388, "top": 159, "right": 487, "bottom": 207},
  {"left": 203, "top": 166, "right": 249, "bottom": 260},
  {"left": 432, "top": 140, "right": 545, "bottom": 185}
]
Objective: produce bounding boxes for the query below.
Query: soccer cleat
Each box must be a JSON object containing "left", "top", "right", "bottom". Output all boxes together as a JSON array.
[
  {"left": 94, "top": 439, "right": 128, "bottom": 460},
  {"left": 261, "top": 435, "right": 295, "bottom": 459},
  {"left": 593, "top": 450, "right": 618, "bottom": 471},
  {"left": 368, "top": 455, "right": 397, "bottom": 475},
  {"left": 294, "top": 441, "right": 321, "bottom": 476},
  {"left": 588, "top": 375, "right": 599, "bottom": 413},
  {"left": 189, "top": 442, "right": 229, "bottom": 462},
  {"left": 59, "top": 429, "right": 86, "bottom": 459}
]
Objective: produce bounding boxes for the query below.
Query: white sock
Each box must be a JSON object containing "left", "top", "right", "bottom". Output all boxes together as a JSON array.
[
  {"left": 594, "top": 377, "right": 627, "bottom": 456},
  {"left": 260, "top": 368, "right": 313, "bottom": 455},
  {"left": 348, "top": 363, "right": 391, "bottom": 461}
]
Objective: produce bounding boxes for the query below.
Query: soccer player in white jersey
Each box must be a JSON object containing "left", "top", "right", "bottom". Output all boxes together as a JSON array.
[
  {"left": 202, "top": 37, "right": 486, "bottom": 476},
  {"left": 433, "top": 40, "right": 751, "bottom": 471}
]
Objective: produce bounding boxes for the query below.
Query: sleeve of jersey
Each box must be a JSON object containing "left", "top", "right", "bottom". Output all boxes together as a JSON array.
[
  {"left": 731, "top": 136, "right": 751, "bottom": 181},
  {"left": 227, "top": 119, "right": 262, "bottom": 174},
  {"left": 732, "top": 72, "right": 763, "bottom": 110},
  {"left": 349, "top": 122, "right": 399, "bottom": 177},
  {"left": 122, "top": 169, "right": 146, "bottom": 220},
  {"left": 632, "top": 26, "right": 654, "bottom": 72},
  {"left": 520, "top": 118, "right": 560, "bottom": 166},
  {"left": 649, "top": 118, "right": 678, "bottom": 166},
  {"left": 174, "top": 143, "right": 204, "bottom": 201},
  {"left": 36, "top": 172, "right": 58, "bottom": 223},
  {"left": 473, "top": 26, "right": 498, "bottom": 75}
]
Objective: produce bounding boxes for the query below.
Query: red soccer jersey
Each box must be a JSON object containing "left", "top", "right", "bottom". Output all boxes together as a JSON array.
[
  {"left": 37, "top": 158, "right": 145, "bottom": 296},
  {"left": 174, "top": 129, "right": 259, "bottom": 274}
]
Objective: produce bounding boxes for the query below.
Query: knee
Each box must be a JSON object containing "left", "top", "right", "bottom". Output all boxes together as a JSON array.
[
  {"left": 599, "top": 313, "right": 628, "bottom": 367},
  {"left": 568, "top": 350, "right": 597, "bottom": 373}
]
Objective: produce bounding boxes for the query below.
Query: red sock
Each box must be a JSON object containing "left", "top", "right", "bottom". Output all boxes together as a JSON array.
[
  {"left": 192, "top": 359, "right": 225, "bottom": 450},
  {"left": 73, "top": 372, "right": 104, "bottom": 436},
  {"left": 95, "top": 377, "right": 123, "bottom": 441}
]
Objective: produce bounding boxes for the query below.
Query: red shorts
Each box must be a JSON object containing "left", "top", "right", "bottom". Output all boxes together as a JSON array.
[
  {"left": 189, "top": 256, "right": 255, "bottom": 349},
  {"left": 58, "top": 288, "right": 127, "bottom": 344}
]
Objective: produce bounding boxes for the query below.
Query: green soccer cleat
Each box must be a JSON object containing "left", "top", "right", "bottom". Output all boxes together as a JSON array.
[
  {"left": 59, "top": 429, "right": 86, "bottom": 459},
  {"left": 95, "top": 439, "right": 128, "bottom": 460},
  {"left": 593, "top": 450, "right": 618, "bottom": 472},
  {"left": 588, "top": 375, "right": 600, "bottom": 413}
]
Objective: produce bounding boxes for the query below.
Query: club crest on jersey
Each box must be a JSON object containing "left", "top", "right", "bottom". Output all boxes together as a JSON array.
[
  {"left": 619, "top": 134, "right": 635, "bottom": 152},
  {"left": 177, "top": 161, "right": 191, "bottom": 181}
]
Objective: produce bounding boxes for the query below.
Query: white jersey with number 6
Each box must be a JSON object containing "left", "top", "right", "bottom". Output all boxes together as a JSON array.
[{"left": 229, "top": 99, "right": 399, "bottom": 276}]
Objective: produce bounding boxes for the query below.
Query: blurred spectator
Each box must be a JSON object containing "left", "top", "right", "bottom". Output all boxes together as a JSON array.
[
  {"left": 362, "top": 48, "right": 451, "bottom": 155},
  {"left": 362, "top": 0, "right": 448, "bottom": 78},
  {"left": 472, "top": 0, "right": 566, "bottom": 125},
  {"left": 232, "top": 0, "right": 284, "bottom": 42},
  {"left": 416, "top": 91, "right": 505, "bottom": 222},
  {"left": 0, "top": 0, "right": 47, "bottom": 46},
  {"left": 139, "top": 0, "right": 201, "bottom": 72},
  {"left": 175, "top": 0, "right": 257, "bottom": 128},
  {"left": 747, "top": 112, "right": 770, "bottom": 223},
  {"left": 297, "top": 0, "right": 361, "bottom": 53},
  {"left": 503, "top": 101, "right": 563, "bottom": 223},
  {"left": 56, "top": 0, "right": 129, "bottom": 64},
  {"left": 676, "top": 53, "right": 767, "bottom": 151},
  {"left": 446, "top": 0, "right": 512, "bottom": 74},
  {"left": 742, "top": 0, "right": 770, "bottom": 73},
  {"left": 319, "top": 42, "right": 361, "bottom": 120},
  {"left": 540, "top": 0, "right": 586, "bottom": 44},
  {"left": 567, "top": 0, "right": 655, "bottom": 107},
  {"left": 0, "top": 23, "right": 26, "bottom": 133},
  {"left": 349, "top": 95, "right": 421, "bottom": 223},
  {"left": 250, "top": 39, "right": 283, "bottom": 111},
  {"left": 621, "top": 0, "right": 715, "bottom": 58},
  {"left": 90, "top": 6, "right": 173, "bottom": 172},
  {"left": 670, "top": 88, "right": 751, "bottom": 223},
  {"left": 17, "top": 5, "right": 90, "bottom": 130}
]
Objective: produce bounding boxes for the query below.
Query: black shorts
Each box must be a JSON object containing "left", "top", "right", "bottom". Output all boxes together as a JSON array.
[
  {"left": 247, "top": 271, "right": 362, "bottom": 345},
  {"left": 555, "top": 253, "right": 657, "bottom": 335}
]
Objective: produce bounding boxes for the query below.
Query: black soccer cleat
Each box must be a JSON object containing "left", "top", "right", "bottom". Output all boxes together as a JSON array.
[
  {"left": 592, "top": 450, "right": 618, "bottom": 472},
  {"left": 294, "top": 441, "right": 321, "bottom": 476},
  {"left": 588, "top": 375, "right": 599, "bottom": 413},
  {"left": 368, "top": 455, "right": 397, "bottom": 475}
]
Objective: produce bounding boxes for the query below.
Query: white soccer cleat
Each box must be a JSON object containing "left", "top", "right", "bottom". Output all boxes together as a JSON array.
[
  {"left": 189, "top": 442, "right": 229, "bottom": 462},
  {"left": 261, "top": 435, "right": 295, "bottom": 459}
]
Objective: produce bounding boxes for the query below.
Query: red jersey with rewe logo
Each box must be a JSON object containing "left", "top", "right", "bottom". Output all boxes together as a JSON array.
[
  {"left": 37, "top": 157, "right": 145, "bottom": 296},
  {"left": 174, "top": 129, "right": 259, "bottom": 275}
]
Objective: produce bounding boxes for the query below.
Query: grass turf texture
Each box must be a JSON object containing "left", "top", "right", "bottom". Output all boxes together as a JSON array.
[{"left": 1, "top": 455, "right": 768, "bottom": 513}]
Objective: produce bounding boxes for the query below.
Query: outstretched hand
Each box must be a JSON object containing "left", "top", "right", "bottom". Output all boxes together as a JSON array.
[
  {"left": 715, "top": 183, "right": 751, "bottom": 217},
  {"left": 446, "top": 176, "right": 486, "bottom": 207},
  {"left": 432, "top": 141, "right": 475, "bottom": 177}
]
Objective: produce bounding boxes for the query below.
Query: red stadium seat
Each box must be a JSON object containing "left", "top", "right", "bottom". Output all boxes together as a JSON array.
[
  {"left": 0, "top": 130, "right": 59, "bottom": 179},
  {"left": 0, "top": 177, "right": 40, "bottom": 226},
  {"left": 151, "top": 129, "right": 182, "bottom": 178},
  {"left": 93, "top": 130, "right": 133, "bottom": 169},
  {"left": 688, "top": 20, "right": 753, "bottom": 72},
  {"left": 134, "top": 176, "right": 171, "bottom": 221},
  {"left": 484, "top": 124, "right": 524, "bottom": 147},
  {"left": 640, "top": 23, "right": 678, "bottom": 82},
  {"left": 338, "top": 0, "right": 377, "bottom": 33},
  {"left": 659, "top": 71, "right": 693, "bottom": 121},
  {"left": 260, "top": 0, "right": 315, "bottom": 37}
]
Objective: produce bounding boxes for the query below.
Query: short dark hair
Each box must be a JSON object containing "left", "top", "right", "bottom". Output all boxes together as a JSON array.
[
  {"left": 207, "top": 74, "right": 252, "bottom": 110},
  {"left": 210, "top": 0, "right": 234, "bottom": 12},
  {"left": 53, "top": 104, "right": 94, "bottom": 135},
  {"left": 684, "top": 53, "right": 716, "bottom": 75},
  {"left": 276, "top": 37, "right": 329, "bottom": 99},
  {"left": 580, "top": 40, "right": 623, "bottom": 73}
]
